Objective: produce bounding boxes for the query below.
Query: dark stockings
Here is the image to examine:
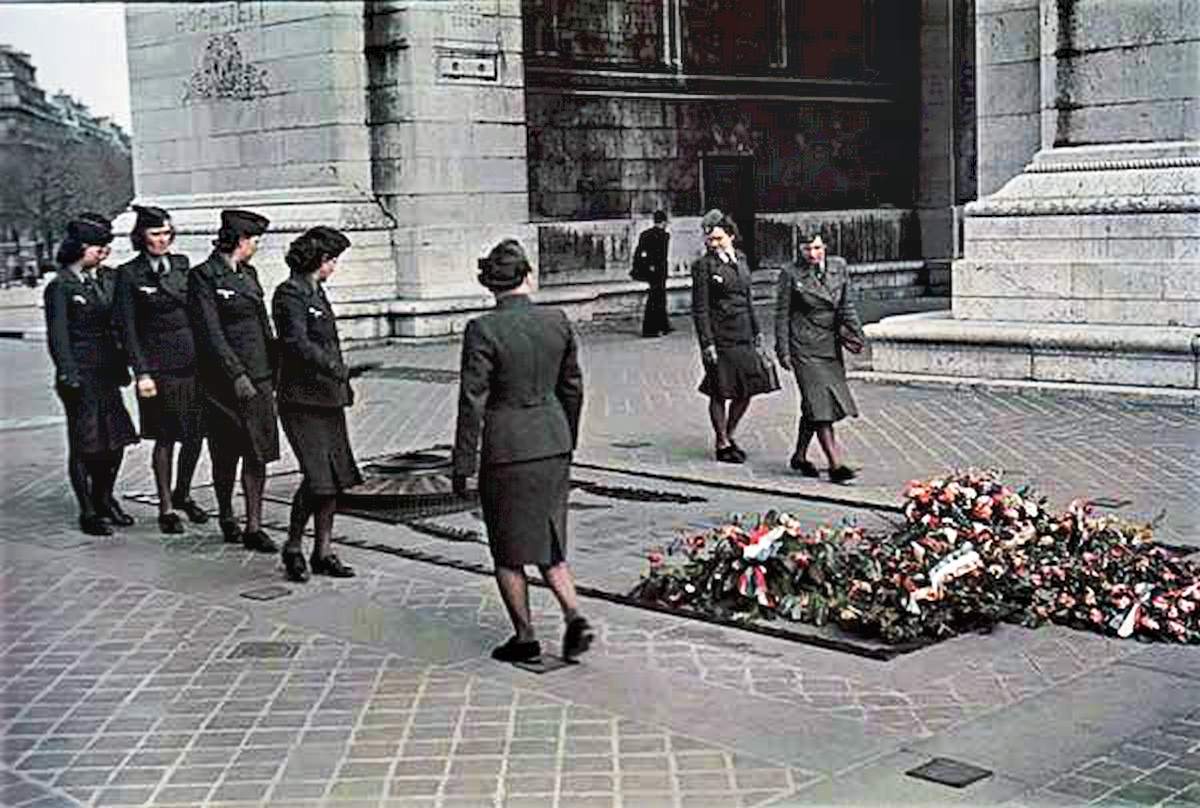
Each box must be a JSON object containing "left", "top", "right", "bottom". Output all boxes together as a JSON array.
[
  {"left": 795, "top": 416, "right": 840, "bottom": 468},
  {"left": 173, "top": 438, "right": 203, "bottom": 503},
  {"left": 87, "top": 449, "right": 123, "bottom": 515},
  {"left": 67, "top": 445, "right": 93, "bottom": 517},
  {"left": 286, "top": 484, "right": 337, "bottom": 557},
  {"left": 494, "top": 562, "right": 581, "bottom": 643},
  {"left": 152, "top": 442, "right": 174, "bottom": 516},
  {"left": 209, "top": 439, "right": 238, "bottom": 523},
  {"left": 707, "top": 395, "right": 753, "bottom": 448},
  {"left": 241, "top": 459, "right": 265, "bottom": 533}
]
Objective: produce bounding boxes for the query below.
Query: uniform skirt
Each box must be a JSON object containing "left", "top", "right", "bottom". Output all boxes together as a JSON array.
[
  {"left": 202, "top": 379, "right": 280, "bottom": 464},
  {"left": 58, "top": 379, "right": 138, "bottom": 456},
  {"left": 794, "top": 355, "right": 859, "bottom": 423},
  {"left": 478, "top": 453, "right": 570, "bottom": 568},
  {"left": 698, "top": 342, "right": 774, "bottom": 400},
  {"left": 136, "top": 370, "right": 204, "bottom": 442},
  {"left": 279, "top": 405, "right": 362, "bottom": 496}
]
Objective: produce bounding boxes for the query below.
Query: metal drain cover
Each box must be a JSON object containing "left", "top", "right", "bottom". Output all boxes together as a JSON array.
[
  {"left": 906, "top": 757, "right": 993, "bottom": 788},
  {"left": 228, "top": 641, "right": 300, "bottom": 659},
  {"left": 239, "top": 586, "right": 292, "bottom": 602}
]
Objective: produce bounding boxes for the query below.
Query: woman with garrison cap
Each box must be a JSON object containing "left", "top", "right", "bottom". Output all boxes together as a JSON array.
[
  {"left": 44, "top": 214, "right": 139, "bottom": 536},
  {"left": 188, "top": 209, "right": 279, "bottom": 553},
  {"left": 272, "top": 226, "right": 362, "bottom": 582},
  {"left": 452, "top": 239, "right": 593, "bottom": 664},
  {"left": 691, "top": 208, "right": 772, "bottom": 464},
  {"left": 114, "top": 205, "right": 209, "bottom": 534}
]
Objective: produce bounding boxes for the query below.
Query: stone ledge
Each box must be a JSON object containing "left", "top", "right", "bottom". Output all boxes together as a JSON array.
[
  {"left": 850, "top": 370, "right": 1200, "bottom": 408},
  {"left": 866, "top": 310, "right": 1199, "bottom": 354},
  {"left": 866, "top": 311, "right": 1200, "bottom": 389}
]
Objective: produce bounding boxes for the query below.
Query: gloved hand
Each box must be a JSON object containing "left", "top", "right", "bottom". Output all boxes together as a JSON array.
[
  {"left": 56, "top": 379, "right": 82, "bottom": 404},
  {"left": 702, "top": 345, "right": 718, "bottom": 366},
  {"left": 451, "top": 473, "right": 469, "bottom": 498},
  {"left": 232, "top": 374, "right": 258, "bottom": 401},
  {"left": 136, "top": 375, "right": 157, "bottom": 398},
  {"left": 777, "top": 353, "right": 792, "bottom": 371}
]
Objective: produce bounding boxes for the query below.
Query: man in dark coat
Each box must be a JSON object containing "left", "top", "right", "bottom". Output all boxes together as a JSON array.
[
  {"left": 188, "top": 209, "right": 279, "bottom": 551},
  {"left": 633, "top": 210, "right": 672, "bottom": 337},
  {"left": 114, "top": 205, "right": 208, "bottom": 534},
  {"left": 452, "top": 239, "right": 593, "bottom": 664}
]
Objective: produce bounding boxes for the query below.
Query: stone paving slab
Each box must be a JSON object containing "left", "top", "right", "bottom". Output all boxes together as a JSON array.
[{"left": 0, "top": 550, "right": 817, "bottom": 808}]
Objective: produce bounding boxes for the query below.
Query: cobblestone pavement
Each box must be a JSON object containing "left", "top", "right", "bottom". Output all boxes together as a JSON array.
[{"left": 2, "top": 310, "right": 1199, "bottom": 807}]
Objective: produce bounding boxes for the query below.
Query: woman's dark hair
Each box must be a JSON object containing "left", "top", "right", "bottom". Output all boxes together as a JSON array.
[
  {"left": 55, "top": 238, "right": 85, "bottom": 267},
  {"left": 285, "top": 227, "right": 351, "bottom": 275},
  {"left": 213, "top": 227, "right": 241, "bottom": 253}
]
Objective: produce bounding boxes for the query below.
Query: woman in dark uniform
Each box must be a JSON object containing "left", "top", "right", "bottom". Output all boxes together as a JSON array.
[
  {"left": 188, "top": 209, "right": 278, "bottom": 552},
  {"left": 452, "top": 239, "right": 593, "bottom": 663},
  {"left": 44, "top": 215, "right": 139, "bottom": 536},
  {"left": 272, "top": 226, "right": 361, "bottom": 582},
  {"left": 773, "top": 233, "right": 865, "bottom": 482},
  {"left": 690, "top": 208, "right": 771, "bottom": 464},
  {"left": 114, "top": 205, "right": 208, "bottom": 534}
]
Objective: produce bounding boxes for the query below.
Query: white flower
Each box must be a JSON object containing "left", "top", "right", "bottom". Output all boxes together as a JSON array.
[{"left": 1024, "top": 501, "right": 1039, "bottom": 517}]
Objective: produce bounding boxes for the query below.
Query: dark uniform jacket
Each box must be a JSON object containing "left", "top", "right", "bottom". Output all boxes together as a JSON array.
[
  {"left": 272, "top": 276, "right": 351, "bottom": 409},
  {"left": 44, "top": 266, "right": 128, "bottom": 388},
  {"left": 452, "top": 295, "right": 583, "bottom": 477},
  {"left": 113, "top": 252, "right": 195, "bottom": 377},
  {"left": 634, "top": 227, "right": 670, "bottom": 285},
  {"left": 773, "top": 255, "right": 864, "bottom": 361},
  {"left": 188, "top": 251, "right": 275, "bottom": 392},
  {"left": 690, "top": 248, "right": 759, "bottom": 350}
]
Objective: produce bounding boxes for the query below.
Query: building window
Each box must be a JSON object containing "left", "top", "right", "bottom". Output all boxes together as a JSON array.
[{"left": 523, "top": 0, "right": 667, "bottom": 66}]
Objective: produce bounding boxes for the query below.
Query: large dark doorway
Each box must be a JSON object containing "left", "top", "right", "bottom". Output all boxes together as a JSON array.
[{"left": 701, "top": 152, "right": 757, "bottom": 268}]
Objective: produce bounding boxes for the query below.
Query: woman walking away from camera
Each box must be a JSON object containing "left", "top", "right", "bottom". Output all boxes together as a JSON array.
[
  {"left": 452, "top": 239, "right": 593, "bottom": 664},
  {"left": 773, "top": 233, "right": 865, "bottom": 483},
  {"left": 189, "top": 209, "right": 279, "bottom": 552},
  {"left": 691, "top": 208, "right": 770, "bottom": 464},
  {"left": 114, "top": 205, "right": 208, "bottom": 534},
  {"left": 272, "top": 226, "right": 362, "bottom": 582},
  {"left": 44, "top": 215, "right": 139, "bottom": 536}
]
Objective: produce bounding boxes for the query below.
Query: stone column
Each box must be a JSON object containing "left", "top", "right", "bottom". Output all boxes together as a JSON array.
[
  {"left": 974, "top": 0, "right": 1040, "bottom": 196},
  {"left": 123, "top": 1, "right": 396, "bottom": 316},
  {"left": 868, "top": 0, "right": 1200, "bottom": 393},
  {"left": 365, "top": 0, "right": 532, "bottom": 318}
]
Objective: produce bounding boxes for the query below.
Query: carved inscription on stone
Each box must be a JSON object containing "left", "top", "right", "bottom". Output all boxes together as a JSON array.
[
  {"left": 446, "top": 0, "right": 499, "bottom": 42},
  {"left": 175, "top": 1, "right": 265, "bottom": 35},
  {"left": 183, "top": 34, "right": 270, "bottom": 102}
]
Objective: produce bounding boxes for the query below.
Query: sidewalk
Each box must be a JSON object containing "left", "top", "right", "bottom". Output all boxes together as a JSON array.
[{"left": 0, "top": 308, "right": 1197, "bottom": 808}]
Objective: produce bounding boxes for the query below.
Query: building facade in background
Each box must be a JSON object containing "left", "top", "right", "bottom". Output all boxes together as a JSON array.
[
  {"left": 0, "top": 45, "right": 134, "bottom": 282},
  {"left": 125, "top": 0, "right": 974, "bottom": 340}
]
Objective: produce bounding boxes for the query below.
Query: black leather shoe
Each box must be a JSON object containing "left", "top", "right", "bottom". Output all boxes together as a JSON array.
[
  {"left": 562, "top": 617, "right": 594, "bottom": 662},
  {"left": 171, "top": 496, "right": 209, "bottom": 524},
  {"left": 242, "top": 529, "right": 278, "bottom": 553},
  {"left": 79, "top": 515, "right": 113, "bottom": 536},
  {"left": 282, "top": 548, "right": 310, "bottom": 582},
  {"left": 157, "top": 512, "right": 185, "bottom": 535},
  {"left": 789, "top": 455, "right": 820, "bottom": 477},
  {"left": 219, "top": 519, "right": 242, "bottom": 544},
  {"left": 728, "top": 440, "right": 748, "bottom": 462},
  {"left": 829, "top": 465, "right": 858, "bottom": 484},
  {"left": 100, "top": 500, "right": 135, "bottom": 527},
  {"left": 715, "top": 445, "right": 744, "bottom": 464},
  {"left": 491, "top": 636, "right": 541, "bottom": 663},
  {"left": 310, "top": 552, "right": 355, "bottom": 578}
]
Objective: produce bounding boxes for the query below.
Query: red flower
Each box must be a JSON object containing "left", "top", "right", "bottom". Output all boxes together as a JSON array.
[{"left": 648, "top": 551, "right": 664, "bottom": 568}]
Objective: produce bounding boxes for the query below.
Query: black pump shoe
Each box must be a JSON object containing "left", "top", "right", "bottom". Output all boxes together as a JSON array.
[
  {"left": 310, "top": 553, "right": 355, "bottom": 578},
  {"left": 79, "top": 515, "right": 113, "bottom": 536},
  {"left": 282, "top": 548, "right": 310, "bottom": 582},
  {"left": 242, "top": 529, "right": 278, "bottom": 553},
  {"left": 99, "top": 500, "right": 135, "bottom": 527},
  {"left": 219, "top": 519, "right": 242, "bottom": 544},
  {"left": 829, "top": 465, "right": 858, "bottom": 484},
  {"left": 491, "top": 636, "right": 541, "bottom": 663},
  {"left": 158, "top": 512, "right": 185, "bottom": 535},
  {"left": 789, "top": 455, "right": 820, "bottom": 477},
  {"left": 562, "top": 617, "right": 594, "bottom": 662},
  {"left": 171, "top": 496, "right": 209, "bottom": 524}
]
